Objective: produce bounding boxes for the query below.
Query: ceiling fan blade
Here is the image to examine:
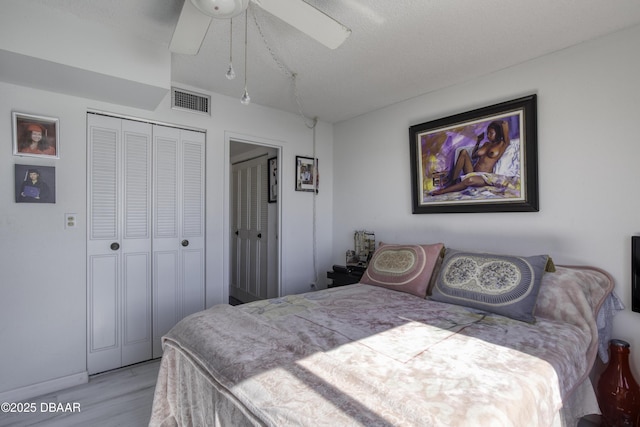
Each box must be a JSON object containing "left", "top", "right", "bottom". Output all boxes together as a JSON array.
[
  {"left": 170, "top": 0, "right": 213, "bottom": 55},
  {"left": 253, "top": 0, "right": 351, "bottom": 49}
]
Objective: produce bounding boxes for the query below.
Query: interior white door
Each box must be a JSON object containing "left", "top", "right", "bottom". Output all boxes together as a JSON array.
[
  {"left": 231, "top": 155, "right": 269, "bottom": 302},
  {"left": 152, "top": 125, "right": 205, "bottom": 358},
  {"left": 87, "top": 114, "right": 152, "bottom": 375}
]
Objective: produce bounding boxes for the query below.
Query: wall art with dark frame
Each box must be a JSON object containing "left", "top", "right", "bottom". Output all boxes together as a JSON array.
[
  {"left": 12, "top": 112, "right": 60, "bottom": 159},
  {"left": 268, "top": 156, "right": 278, "bottom": 203},
  {"left": 631, "top": 236, "right": 640, "bottom": 313},
  {"left": 15, "top": 164, "right": 56, "bottom": 203},
  {"left": 409, "top": 94, "right": 538, "bottom": 214},
  {"left": 295, "top": 155, "right": 318, "bottom": 193}
]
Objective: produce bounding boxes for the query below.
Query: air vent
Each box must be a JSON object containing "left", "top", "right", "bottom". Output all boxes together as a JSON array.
[{"left": 171, "top": 87, "right": 210, "bottom": 115}]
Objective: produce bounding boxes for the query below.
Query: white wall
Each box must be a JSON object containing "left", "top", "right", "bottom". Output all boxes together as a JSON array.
[
  {"left": 333, "top": 24, "right": 640, "bottom": 373},
  {"left": 0, "top": 0, "right": 170, "bottom": 110},
  {"left": 0, "top": 82, "right": 333, "bottom": 396}
]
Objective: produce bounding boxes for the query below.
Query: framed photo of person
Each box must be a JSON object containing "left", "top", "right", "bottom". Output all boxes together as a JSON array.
[
  {"left": 12, "top": 112, "right": 60, "bottom": 159},
  {"left": 15, "top": 164, "right": 56, "bottom": 203},
  {"left": 295, "top": 155, "right": 318, "bottom": 193},
  {"left": 268, "top": 156, "right": 278, "bottom": 203},
  {"left": 409, "top": 95, "right": 538, "bottom": 214}
]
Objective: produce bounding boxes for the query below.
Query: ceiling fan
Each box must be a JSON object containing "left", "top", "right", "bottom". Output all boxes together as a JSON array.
[{"left": 170, "top": 0, "right": 352, "bottom": 55}]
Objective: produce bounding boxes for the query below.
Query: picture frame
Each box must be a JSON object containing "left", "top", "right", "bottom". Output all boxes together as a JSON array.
[
  {"left": 632, "top": 236, "right": 640, "bottom": 313},
  {"left": 15, "top": 164, "right": 56, "bottom": 203},
  {"left": 409, "top": 95, "right": 538, "bottom": 214},
  {"left": 295, "top": 155, "right": 318, "bottom": 193},
  {"left": 12, "top": 112, "right": 60, "bottom": 159},
  {"left": 268, "top": 156, "right": 278, "bottom": 203}
]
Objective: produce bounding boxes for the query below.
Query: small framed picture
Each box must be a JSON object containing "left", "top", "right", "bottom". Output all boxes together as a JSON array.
[
  {"left": 12, "top": 112, "right": 60, "bottom": 158},
  {"left": 15, "top": 164, "right": 56, "bottom": 203},
  {"left": 268, "top": 156, "right": 278, "bottom": 203},
  {"left": 295, "top": 155, "right": 318, "bottom": 193}
]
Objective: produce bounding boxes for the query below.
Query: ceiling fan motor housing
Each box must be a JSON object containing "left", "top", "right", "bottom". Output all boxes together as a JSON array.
[{"left": 191, "top": 0, "right": 250, "bottom": 19}]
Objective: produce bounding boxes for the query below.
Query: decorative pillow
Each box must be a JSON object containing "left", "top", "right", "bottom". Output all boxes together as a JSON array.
[
  {"left": 359, "top": 242, "right": 445, "bottom": 298},
  {"left": 430, "top": 249, "right": 552, "bottom": 323}
]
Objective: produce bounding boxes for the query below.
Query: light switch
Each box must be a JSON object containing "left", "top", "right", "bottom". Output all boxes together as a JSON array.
[{"left": 65, "top": 213, "right": 78, "bottom": 229}]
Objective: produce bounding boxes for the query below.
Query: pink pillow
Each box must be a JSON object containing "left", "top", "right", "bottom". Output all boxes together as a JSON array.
[{"left": 360, "top": 242, "right": 445, "bottom": 298}]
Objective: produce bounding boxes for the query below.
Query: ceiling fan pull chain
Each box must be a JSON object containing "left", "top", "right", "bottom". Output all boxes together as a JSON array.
[
  {"left": 241, "top": 9, "right": 251, "bottom": 105},
  {"left": 226, "top": 18, "right": 236, "bottom": 80}
]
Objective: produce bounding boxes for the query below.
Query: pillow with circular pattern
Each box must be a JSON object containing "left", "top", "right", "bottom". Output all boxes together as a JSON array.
[{"left": 360, "top": 242, "right": 445, "bottom": 298}]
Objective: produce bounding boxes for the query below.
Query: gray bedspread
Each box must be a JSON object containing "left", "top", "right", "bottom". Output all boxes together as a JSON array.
[{"left": 150, "top": 266, "right": 613, "bottom": 427}]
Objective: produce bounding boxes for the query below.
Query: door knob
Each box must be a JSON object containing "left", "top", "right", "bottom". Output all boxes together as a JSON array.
[
  {"left": 257, "top": 233, "right": 262, "bottom": 239},
  {"left": 110, "top": 242, "right": 120, "bottom": 251},
  {"left": 181, "top": 239, "right": 189, "bottom": 247}
]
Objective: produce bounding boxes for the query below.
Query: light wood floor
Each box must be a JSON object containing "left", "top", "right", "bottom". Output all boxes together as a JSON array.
[{"left": 0, "top": 359, "right": 161, "bottom": 427}]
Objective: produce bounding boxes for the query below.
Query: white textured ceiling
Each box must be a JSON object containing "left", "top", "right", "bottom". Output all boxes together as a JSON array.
[{"left": 24, "top": 0, "right": 640, "bottom": 123}]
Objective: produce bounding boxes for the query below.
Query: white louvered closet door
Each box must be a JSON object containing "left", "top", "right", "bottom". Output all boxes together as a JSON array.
[
  {"left": 87, "top": 114, "right": 152, "bottom": 375},
  {"left": 152, "top": 125, "right": 205, "bottom": 358},
  {"left": 231, "top": 155, "right": 269, "bottom": 302},
  {"left": 88, "top": 115, "right": 205, "bottom": 372}
]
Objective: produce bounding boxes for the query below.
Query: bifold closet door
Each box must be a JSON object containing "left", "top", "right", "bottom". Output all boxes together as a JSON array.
[
  {"left": 87, "top": 114, "right": 152, "bottom": 375},
  {"left": 152, "top": 125, "right": 205, "bottom": 358}
]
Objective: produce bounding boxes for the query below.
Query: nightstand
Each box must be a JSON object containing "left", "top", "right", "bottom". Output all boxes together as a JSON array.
[{"left": 327, "top": 265, "right": 365, "bottom": 288}]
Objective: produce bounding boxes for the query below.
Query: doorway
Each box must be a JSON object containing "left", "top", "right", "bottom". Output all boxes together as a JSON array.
[{"left": 228, "top": 139, "right": 280, "bottom": 304}]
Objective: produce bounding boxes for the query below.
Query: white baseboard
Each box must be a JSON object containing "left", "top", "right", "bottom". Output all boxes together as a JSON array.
[{"left": 0, "top": 371, "right": 88, "bottom": 402}]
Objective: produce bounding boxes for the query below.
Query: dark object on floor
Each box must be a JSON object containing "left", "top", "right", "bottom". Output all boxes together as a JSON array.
[
  {"left": 229, "top": 296, "right": 244, "bottom": 306},
  {"left": 578, "top": 414, "right": 601, "bottom": 426}
]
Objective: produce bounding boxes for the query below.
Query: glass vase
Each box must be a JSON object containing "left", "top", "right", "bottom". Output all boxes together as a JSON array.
[{"left": 597, "top": 339, "right": 640, "bottom": 427}]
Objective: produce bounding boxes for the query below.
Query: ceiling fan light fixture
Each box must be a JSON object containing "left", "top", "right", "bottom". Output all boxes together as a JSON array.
[{"left": 191, "top": 0, "right": 249, "bottom": 19}]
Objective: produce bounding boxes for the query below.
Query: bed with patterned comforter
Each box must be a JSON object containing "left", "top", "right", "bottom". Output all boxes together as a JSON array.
[{"left": 149, "top": 265, "right": 613, "bottom": 427}]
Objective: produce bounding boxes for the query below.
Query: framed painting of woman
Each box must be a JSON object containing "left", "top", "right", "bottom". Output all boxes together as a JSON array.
[
  {"left": 12, "top": 112, "right": 60, "bottom": 159},
  {"left": 409, "top": 95, "right": 538, "bottom": 214}
]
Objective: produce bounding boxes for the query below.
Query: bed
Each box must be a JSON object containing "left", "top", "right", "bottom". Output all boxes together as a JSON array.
[{"left": 149, "top": 246, "right": 614, "bottom": 427}]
